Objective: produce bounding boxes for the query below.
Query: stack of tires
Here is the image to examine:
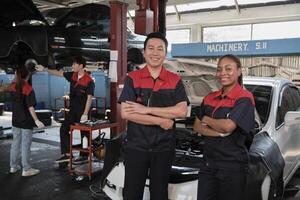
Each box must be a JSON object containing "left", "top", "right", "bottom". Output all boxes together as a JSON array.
[{"left": 35, "top": 109, "right": 52, "bottom": 126}]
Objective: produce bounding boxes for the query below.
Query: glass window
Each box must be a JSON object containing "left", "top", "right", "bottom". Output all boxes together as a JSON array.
[
  {"left": 289, "top": 86, "right": 300, "bottom": 111},
  {"left": 166, "top": 29, "right": 190, "bottom": 52},
  {"left": 244, "top": 84, "right": 272, "bottom": 125},
  {"left": 128, "top": 0, "right": 287, "bottom": 15},
  {"left": 203, "top": 24, "right": 251, "bottom": 42},
  {"left": 91, "top": 6, "right": 110, "bottom": 32},
  {"left": 203, "top": 20, "right": 300, "bottom": 42},
  {"left": 276, "top": 86, "right": 297, "bottom": 127},
  {"left": 253, "top": 21, "right": 300, "bottom": 40}
]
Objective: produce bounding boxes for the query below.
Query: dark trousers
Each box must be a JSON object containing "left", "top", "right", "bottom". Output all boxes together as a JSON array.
[
  {"left": 60, "top": 110, "right": 88, "bottom": 155},
  {"left": 123, "top": 148, "right": 174, "bottom": 200},
  {"left": 197, "top": 165, "right": 247, "bottom": 200}
]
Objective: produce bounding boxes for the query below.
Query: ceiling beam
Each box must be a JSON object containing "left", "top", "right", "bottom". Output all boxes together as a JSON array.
[
  {"left": 166, "top": 0, "right": 216, "bottom": 6},
  {"left": 33, "top": 0, "right": 221, "bottom": 11},
  {"left": 174, "top": 5, "right": 181, "bottom": 21},
  {"left": 33, "top": 0, "right": 68, "bottom": 7},
  {"left": 234, "top": 0, "right": 240, "bottom": 14},
  {"left": 127, "top": 10, "right": 134, "bottom": 25},
  {"left": 166, "top": 3, "right": 300, "bottom": 28}
]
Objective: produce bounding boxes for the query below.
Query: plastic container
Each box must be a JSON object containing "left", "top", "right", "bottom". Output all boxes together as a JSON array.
[{"left": 82, "top": 136, "right": 88, "bottom": 149}]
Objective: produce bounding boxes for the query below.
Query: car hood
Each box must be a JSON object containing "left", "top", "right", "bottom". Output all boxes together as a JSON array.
[
  {"left": 0, "top": 0, "right": 48, "bottom": 26},
  {"left": 163, "top": 58, "right": 221, "bottom": 105}
]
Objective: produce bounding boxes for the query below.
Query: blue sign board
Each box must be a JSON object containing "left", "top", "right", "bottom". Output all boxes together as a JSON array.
[{"left": 171, "top": 38, "right": 300, "bottom": 57}]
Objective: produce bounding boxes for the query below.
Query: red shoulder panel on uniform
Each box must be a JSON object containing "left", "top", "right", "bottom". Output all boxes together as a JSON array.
[
  {"left": 78, "top": 73, "right": 94, "bottom": 86},
  {"left": 239, "top": 89, "right": 255, "bottom": 106},
  {"left": 128, "top": 67, "right": 181, "bottom": 90},
  {"left": 203, "top": 86, "right": 255, "bottom": 108},
  {"left": 22, "top": 82, "right": 33, "bottom": 96},
  {"left": 9, "top": 82, "right": 16, "bottom": 92},
  {"left": 128, "top": 69, "right": 143, "bottom": 89},
  {"left": 71, "top": 72, "right": 77, "bottom": 81},
  {"left": 159, "top": 70, "right": 181, "bottom": 89},
  {"left": 8, "top": 82, "right": 32, "bottom": 96}
]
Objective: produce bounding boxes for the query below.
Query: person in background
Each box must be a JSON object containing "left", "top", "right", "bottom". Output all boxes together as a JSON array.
[
  {"left": 119, "top": 32, "right": 189, "bottom": 200},
  {"left": 9, "top": 66, "right": 45, "bottom": 177},
  {"left": 35, "top": 56, "right": 95, "bottom": 164},
  {"left": 193, "top": 54, "right": 255, "bottom": 200}
]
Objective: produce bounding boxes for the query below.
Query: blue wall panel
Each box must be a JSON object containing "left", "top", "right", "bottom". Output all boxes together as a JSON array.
[
  {"left": 32, "top": 72, "right": 50, "bottom": 109},
  {"left": 0, "top": 73, "right": 14, "bottom": 109},
  {"left": 49, "top": 75, "right": 70, "bottom": 109},
  {"left": 31, "top": 71, "right": 109, "bottom": 110},
  {"left": 92, "top": 71, "right": 110, "bottom": 108},
  {"left": 0, "top": 73, "right": 14, "bottom": 84}
]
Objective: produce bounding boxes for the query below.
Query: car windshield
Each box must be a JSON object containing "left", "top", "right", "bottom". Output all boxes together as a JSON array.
[
  {"left": 42, "top": 8, "right": 71, "bottom": 25},
  {"left": 244, "top": 84, "right": 273, "bottom": 125}
]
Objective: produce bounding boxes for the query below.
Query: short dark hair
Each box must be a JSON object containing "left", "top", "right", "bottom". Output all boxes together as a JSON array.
[
  {"left": 144, "top": 32, "right": 168, "bottom": 52},
  {"left": 72, "top": 55, "right": 86, "bottom": 68}
]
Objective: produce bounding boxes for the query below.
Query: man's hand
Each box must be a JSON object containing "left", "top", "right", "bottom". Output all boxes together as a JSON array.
[
  {"left": 35, "top": 65, "right": 45, "bottom": 72},
  {"left": 80, "top": 114, "right": 88, "bottom": 123},
  {"left": 35, "top": 119, "right": 45, "bottom": 128},
  {"left": 123, "top": 101, "right": 149, "bottom": 115},
  {"left": 159, "top": 119, "right": 174, "bottom": 130}
]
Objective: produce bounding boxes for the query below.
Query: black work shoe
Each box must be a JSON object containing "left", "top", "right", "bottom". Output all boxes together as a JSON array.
[
  {"left": 73, "top": 156, "right": 88, "bottom": 165},
  {"left": 55, "top": 154, "right": 70, "bottom": 163}
]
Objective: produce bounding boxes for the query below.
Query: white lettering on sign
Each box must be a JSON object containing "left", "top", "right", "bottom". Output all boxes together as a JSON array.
[
  {"left": 207, "top": 42, "right": 249, "bottom": 53},
  {"left": 255, "top": 42, "right": 268, "bottom": 50}
]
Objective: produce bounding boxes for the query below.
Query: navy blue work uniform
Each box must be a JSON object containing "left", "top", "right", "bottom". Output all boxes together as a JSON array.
[
  {"left": 196, "top": 84, "right": 255, "bottom": 200},
  {"left": 119, "top": 66, "right": 189, "bottom": 200},
  {"left": 60, "top": 71, "right": 94, "bottom": 155},
  {"left": 9, "top": 82, "right": 36, "bottom": 129}
]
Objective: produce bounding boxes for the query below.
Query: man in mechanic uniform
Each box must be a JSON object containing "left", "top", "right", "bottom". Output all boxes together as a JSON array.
[
  {"left": 36, "top": 56, "right": 95, "bottom": 164},
  {"left": 119, "top": 32, "right": 189, "bottom": 200}
]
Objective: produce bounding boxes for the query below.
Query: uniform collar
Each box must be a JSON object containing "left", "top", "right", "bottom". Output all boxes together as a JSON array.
[
  {"left": 72, "top": 71, "right": 88, "bottom": 80},
  {"left": 141, "top": 65, "right": 167, "bottom": 80},
  {"left": 214, "top": 84, "right": 243, "bottom": 99}
]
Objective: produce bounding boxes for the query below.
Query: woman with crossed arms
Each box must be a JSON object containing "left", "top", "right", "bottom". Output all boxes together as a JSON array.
[{"left": 194, "top": 54, "right": 255, "bottom": 200}]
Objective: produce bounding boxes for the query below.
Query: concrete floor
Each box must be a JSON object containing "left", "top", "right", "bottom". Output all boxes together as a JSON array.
[
  {"left": 0, "top": 112, "right": 109, "bottom": 200},
  {"left": 1, "top": 112, "right": 300, "bottom": 200},
  {"left": 0, "top": 139, "right": 111, "bottom": 200}
]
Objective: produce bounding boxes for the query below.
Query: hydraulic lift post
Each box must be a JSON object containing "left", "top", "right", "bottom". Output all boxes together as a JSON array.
[{"left": 109, "top": 1, "right": 128, "bottom": 136}]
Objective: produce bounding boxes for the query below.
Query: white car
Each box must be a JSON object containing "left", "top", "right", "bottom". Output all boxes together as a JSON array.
[{"left": 100, "top": 61, "right": 300, "bottom": 200}]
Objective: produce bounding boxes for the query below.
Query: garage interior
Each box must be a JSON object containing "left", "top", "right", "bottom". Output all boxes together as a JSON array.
[{"left": 1, "top": 0, "right": 300, "bottom": 200}]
